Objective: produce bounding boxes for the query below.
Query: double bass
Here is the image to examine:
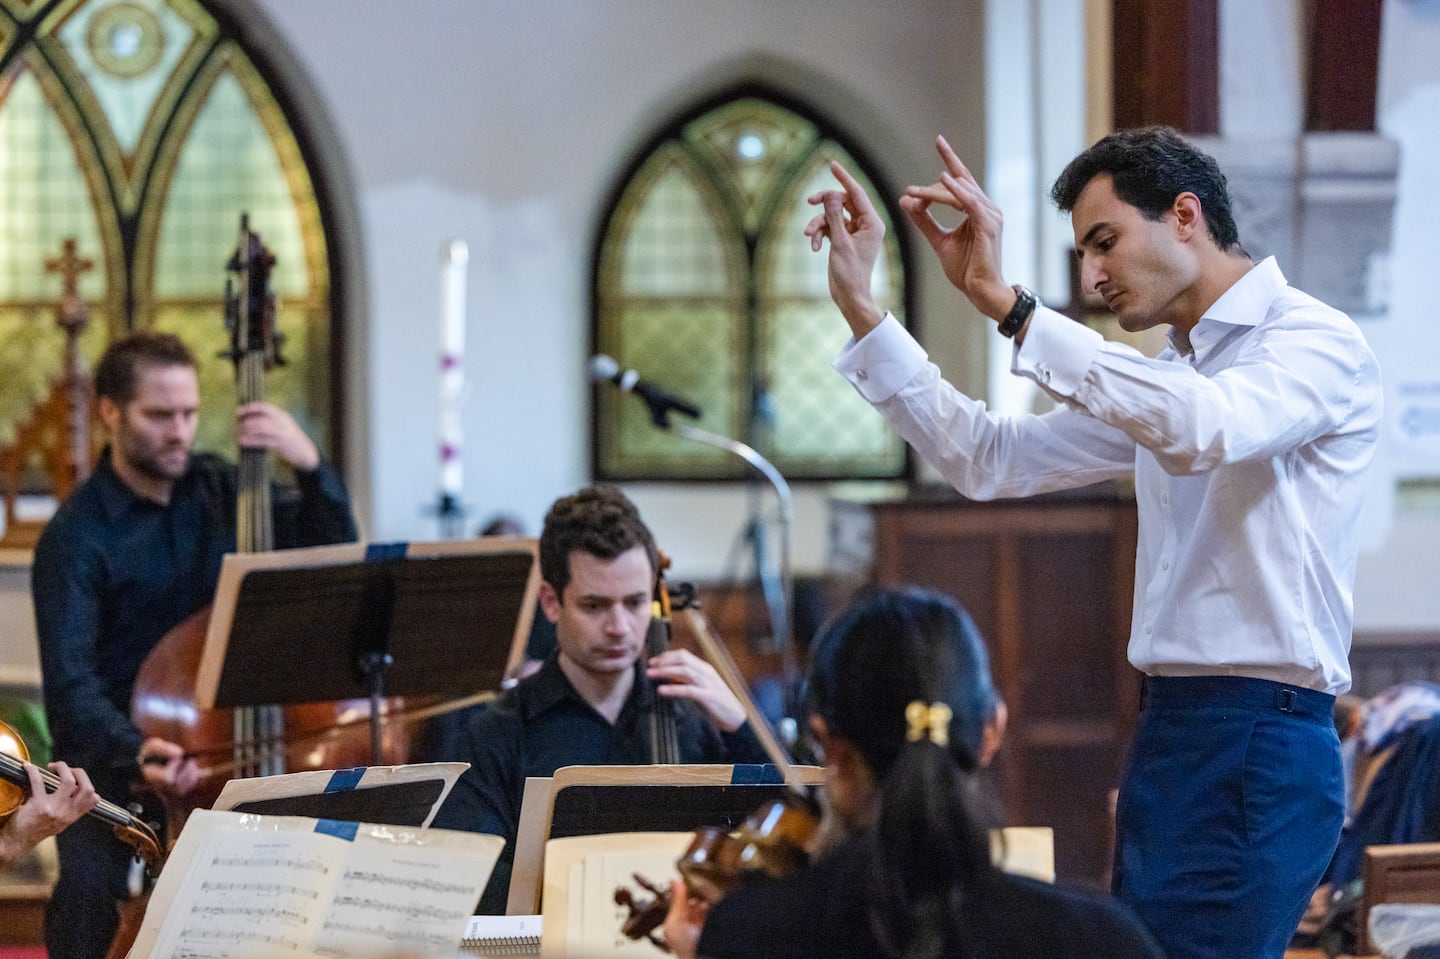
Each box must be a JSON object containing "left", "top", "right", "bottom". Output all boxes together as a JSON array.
[{"left": 130, "top": 215, "right": 407, "bottom": 840}]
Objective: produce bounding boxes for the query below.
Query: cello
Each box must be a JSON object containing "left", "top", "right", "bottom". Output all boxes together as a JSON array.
[
  {"left": 129, "top": 215, "right": 407, "bottom": 840},
  {"left": 615, "top": 588, "right": 820, "bottom": 950}
]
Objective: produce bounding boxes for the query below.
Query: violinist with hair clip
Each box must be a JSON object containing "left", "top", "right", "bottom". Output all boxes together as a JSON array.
[{"left": 663, "top": 588, "right": 1164, "bottom": 959}]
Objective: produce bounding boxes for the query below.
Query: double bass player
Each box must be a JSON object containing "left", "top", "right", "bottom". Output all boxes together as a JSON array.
[{"left": 32, "top": 330, "right": 355, "bottom": 957}]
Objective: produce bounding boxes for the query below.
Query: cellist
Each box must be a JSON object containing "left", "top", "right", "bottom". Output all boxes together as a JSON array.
[
  {"left": 32, "top": 330, "right": 355, "bottom": 958},
  {"left": 431, "top": 484, "right": 768, "bottom": 914}
]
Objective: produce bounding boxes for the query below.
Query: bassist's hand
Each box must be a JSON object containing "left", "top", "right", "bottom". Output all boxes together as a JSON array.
[
  {"left": 138, "top": 737, "right": 200, "bottom": 797},
  {"left": 236, "top": 402, "right": 320, "bottom": 472}
]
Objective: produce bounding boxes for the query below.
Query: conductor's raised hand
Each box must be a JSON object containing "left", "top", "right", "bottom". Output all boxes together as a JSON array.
[
  {"left": 647, "top": 648, "right": 746, "bottom": 735},
  {"left": 804, "top": 160, "right": 887, "bottom": 338},
  {"left": 900, "top": 135, "right": 1014, "bottom": 321},
  {"left": 236, "top": 402, "right": 320, "bottom": 472}
]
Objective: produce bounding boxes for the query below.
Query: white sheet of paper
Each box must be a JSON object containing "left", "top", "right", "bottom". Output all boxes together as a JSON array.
[{"left": 127, "top": 809, "right": 502, "bottom": 959}]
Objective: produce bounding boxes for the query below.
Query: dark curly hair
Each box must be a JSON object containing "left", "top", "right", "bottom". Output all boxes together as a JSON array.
[
  {"left": 1050, "top": 126, "right": 1242, "bottom": 253},
  {"left": 539, "top": 485, "right": 657, "bottom": 594}
]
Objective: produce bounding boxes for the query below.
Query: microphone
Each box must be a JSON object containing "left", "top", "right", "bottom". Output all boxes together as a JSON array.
[{"left": 588, "top": 354, "right": 702, "bottom": 428}]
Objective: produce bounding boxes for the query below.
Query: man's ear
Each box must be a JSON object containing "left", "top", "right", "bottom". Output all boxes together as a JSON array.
[
  {"left": 978, "top": 699, "right": 1007, "bottom": 768},
  {"left": 97, "top": 396, "right": 121, "bottom": 434},
  {"left": 538, "top": 581, "right": 563, "bottom": 624},
  {"left": 1172, "top": 192, "right": 1205, "bottom": 241}
]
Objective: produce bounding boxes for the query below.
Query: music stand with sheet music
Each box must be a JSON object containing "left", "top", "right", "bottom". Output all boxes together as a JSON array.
[
  {"left": 193, "top": 538, "right": 542, "bottom": 762},
  {"left": 505, "top": 763, "right": 826, "bottom": 915}
]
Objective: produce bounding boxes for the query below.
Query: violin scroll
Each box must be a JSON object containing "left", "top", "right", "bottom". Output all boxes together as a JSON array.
[
  {"left": 614, "top": 872, "right": 673, "bottom": 952},
  {"left": 615, "top": 796, "right": 820, "bottom": 951}
]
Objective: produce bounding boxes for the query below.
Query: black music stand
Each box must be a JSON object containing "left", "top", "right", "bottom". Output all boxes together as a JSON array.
[{"left": 194, "top": 539, "right": 541, "bottom": 762}]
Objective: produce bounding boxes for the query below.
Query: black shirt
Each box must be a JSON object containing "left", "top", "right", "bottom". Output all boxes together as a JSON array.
[
  {"left": 431, "top": 653, "right": 769, "bottom": 913},
  {"left": 32, "top": 448, "right": 357, "bottom": 790},
  {"left": 698, "top": 835, "right": 1165, "bottom": 959}
]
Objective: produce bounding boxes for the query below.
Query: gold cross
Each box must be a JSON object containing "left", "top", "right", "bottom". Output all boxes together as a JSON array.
[{"left": 44, "top": 238, "right": 94, "bottom": 334}]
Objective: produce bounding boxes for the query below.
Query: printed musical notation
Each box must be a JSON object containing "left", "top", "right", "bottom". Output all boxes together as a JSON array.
[
  {"left": 341, "top": 868, "right": 473, "bottom": 895},
  {"left": 130, "top": 809, "right": 503, "bottom": 959}
]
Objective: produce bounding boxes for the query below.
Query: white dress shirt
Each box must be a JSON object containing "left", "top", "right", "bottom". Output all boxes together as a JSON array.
[{"left": 834, "top": 257, "right": 1381, "bottom": 694}]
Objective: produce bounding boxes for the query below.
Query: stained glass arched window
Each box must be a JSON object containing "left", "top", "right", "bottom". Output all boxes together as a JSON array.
[
  {"left": 593, "top": 88, "right": 912, "bottom": 481},
  {"left": 0, "top": 0, "right": 336, "bottom": 470}
]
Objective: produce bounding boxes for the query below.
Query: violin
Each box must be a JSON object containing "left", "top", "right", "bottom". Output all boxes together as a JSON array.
[
  {"left": 615, "top": 794, "right": 819, "bottom": 950},
  {"left": 0, "top": 719, "right": 162, "bottom": 874},
  {"left": 614, "top": 589, "right": 820, "bottom": 951}
]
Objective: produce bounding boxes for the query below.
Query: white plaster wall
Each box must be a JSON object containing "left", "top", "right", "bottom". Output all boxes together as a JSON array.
[
  {"left": 248, "top": 0, "right": 985, "bottom": 582},
  {"left": 1352, "top": 0, "right": 1440, "bottom": 633}
]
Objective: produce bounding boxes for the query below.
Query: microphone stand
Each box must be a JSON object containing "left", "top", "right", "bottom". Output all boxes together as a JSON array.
[{"left": 667, "top": 420, "right": 795, "bottom": 708}]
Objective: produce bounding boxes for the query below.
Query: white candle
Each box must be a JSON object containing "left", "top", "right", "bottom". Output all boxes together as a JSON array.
[{"left": 439, "top": 238, "right": 469, "bottom": 501}]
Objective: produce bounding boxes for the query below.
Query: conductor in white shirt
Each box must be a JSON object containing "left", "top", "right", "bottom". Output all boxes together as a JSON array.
[{"left": 803, "top": 126, "right": 1382, "bottom": 959}]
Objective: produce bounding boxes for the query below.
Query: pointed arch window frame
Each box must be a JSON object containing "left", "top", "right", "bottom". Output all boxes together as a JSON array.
[
  {"left": 0, "top": 0, "right": 356, "bottom": 470},
  {"left": 590, "top": 83, "right": 917, "bottom": 484}
]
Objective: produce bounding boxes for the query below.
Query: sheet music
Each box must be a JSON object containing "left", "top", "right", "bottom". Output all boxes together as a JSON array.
[
  {"left": 151, "top": 827, "right": 337, "bottom": 957},
  {"left": 538, "top": 832, "right": 690, "bottom": 958},
  {"left": 128, "top": 809, "right": 503, "bottom": 959}
]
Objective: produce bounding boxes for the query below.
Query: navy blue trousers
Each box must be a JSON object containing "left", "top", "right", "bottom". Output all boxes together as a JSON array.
[{"left": 1114, "top": 676, "right": 1343, "bottom": 959}]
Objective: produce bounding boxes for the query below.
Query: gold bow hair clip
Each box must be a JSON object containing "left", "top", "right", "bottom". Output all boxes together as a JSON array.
[{"left": 905, "top": 700, "right": 953, "bottom": 747}]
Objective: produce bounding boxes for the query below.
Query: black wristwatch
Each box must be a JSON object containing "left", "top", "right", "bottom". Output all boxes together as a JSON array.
[{"left": 997, "top": 285, "right": 1037, "bottom": 338}]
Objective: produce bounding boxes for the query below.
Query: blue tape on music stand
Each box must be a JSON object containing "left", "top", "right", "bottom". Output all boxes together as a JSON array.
[
  {"left": 324, "top": 767, "right": 366, "bottom": 793},
  {"left": 365, "top": 542, "right": 408, "bottom": 562},
  {"left": 730, "top": 764, "right": 784, "bottom": 785},
  {"left": 315, "top": 819, "right": 359, "bottom": 841}
]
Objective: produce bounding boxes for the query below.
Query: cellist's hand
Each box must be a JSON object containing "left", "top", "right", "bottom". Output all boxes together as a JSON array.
[
  {"left": 647, "top": 648, "right": 746, "bottom": 734},
  {"left": 662, "top": 877, "right": 711, "bottom": 959},
  {"left": 138, "top": 737, "right": 200, "bottom": 797}
]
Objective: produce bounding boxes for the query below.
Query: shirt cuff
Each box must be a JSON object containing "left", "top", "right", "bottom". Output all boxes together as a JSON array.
[
  {"left": 295, "top": 460, "right": 348, "bottom": 503},
  {"left": 1010, "top": 305, "right": 1105, "bottom": 396},
  {"left": 832, "top": 313, "right": 928, "bottom": 403}
]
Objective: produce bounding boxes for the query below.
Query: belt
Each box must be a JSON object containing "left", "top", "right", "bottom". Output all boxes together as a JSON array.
[{"left": 1141, "top": 675, "right": 1334, "bottom": 721}]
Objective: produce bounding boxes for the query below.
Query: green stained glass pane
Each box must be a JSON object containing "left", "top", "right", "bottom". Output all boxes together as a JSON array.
[
  {"left": 596, "top": 92, "right": 908, "bottom": 480},
  {"left": 763, "top": 302, "right": 901, "bottom": 475},
  {"left": 619, "top": 155, "right": 731, "bottom": 297},
  {"left": 684, "top": 99, "right": 818, "bottom": 235},
  {"left": 151, "top": 302, "right": 328, "bottom": 461},
  {"left": 57, "top": 0, "right": 196, "bottom": 155},
  {"left": 0, "top": 304, "right": 109, "bottom": 448},
  {"left": 0, "top": 67, "right": 107, "bottom": 302},
  {"left": 153, "top": 69, "right": 310, "bottom": 299},
  {"left": 597, "top": 300, "right": 740, "bottom": 478}
]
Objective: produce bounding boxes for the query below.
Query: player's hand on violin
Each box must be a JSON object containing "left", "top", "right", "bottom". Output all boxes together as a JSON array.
[
  {"left": 0, "top": 761, "right": 98, "bottom": 860},
  {"left": 804, "top": 160, "right": 887, "bottom": 338},
  {"left": 647, "top": 648, "right": 746, "bottom": 734},
  {"left": 138, "top": 736, "right": 201, "bottom": 797},
  {"left": 236, "top": 401, "right": 320, "bottom": 472},
  {"left": 662, "top": 877, "right": 712, "bottom": 959},
  {"left": 900, "top": 135, "right": 1015, "bottom": 321}
]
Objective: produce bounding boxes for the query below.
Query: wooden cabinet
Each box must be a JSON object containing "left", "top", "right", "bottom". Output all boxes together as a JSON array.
[{"left": 833, "top": 486, "right": 1142, "bottom": 887}]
